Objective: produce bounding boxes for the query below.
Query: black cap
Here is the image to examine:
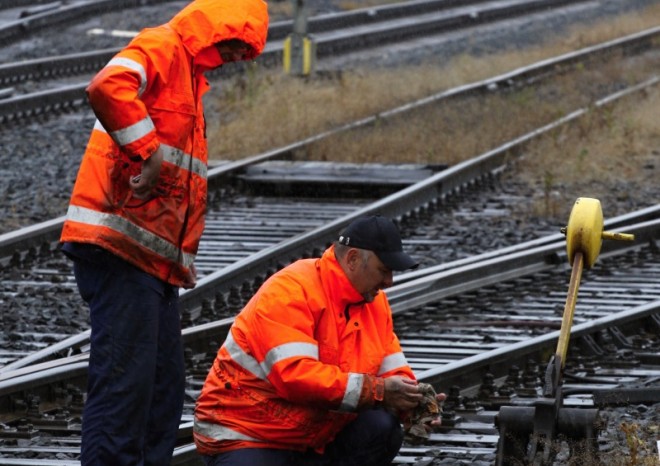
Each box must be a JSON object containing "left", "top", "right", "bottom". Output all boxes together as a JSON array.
[{"left": 338, "top": 215, "right": 418, "bottom": 271}]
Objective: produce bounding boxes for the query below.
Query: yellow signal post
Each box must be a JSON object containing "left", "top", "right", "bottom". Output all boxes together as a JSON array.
[
  {"left": 557, "top": 197, "right": 635, "bottom": 366},
  {"left": 283, "top": 0, "right": 316, "bottom": 76},
  {"left": 496, "top": 198, "right": 635, "bottom": 465}
]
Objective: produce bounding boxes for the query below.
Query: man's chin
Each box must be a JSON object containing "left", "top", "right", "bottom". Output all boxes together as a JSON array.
[{"left": 362, "top": 290, "right": 380, "bottom": 303}]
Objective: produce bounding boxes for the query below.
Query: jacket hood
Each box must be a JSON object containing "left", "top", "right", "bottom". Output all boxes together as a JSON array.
[{"left": 168, "top": 0, "right": 269, "bottom": 61}]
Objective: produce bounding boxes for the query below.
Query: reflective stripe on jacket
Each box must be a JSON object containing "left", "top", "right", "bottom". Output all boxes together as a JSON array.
[
  {"left": 193, "top": 245, "right": 416, "bottom": 455},
  {"left": 60, "top": 0, "right": 269, "bottom": 286}
]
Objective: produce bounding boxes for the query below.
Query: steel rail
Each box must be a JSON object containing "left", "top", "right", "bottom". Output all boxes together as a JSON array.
[
  {"left": 0, "top": 52, "right": 660, "bottom": 261},
  {"left": 0, "top": 0, "right": 586, "bottom": 85},
  {"left": 1, "top": 0, "right": 650, "bottom": 123},
  {"left": 3, "top": 30, "right": 655, "bottom": 262},
  {"left": 1, "top": 17, "right": 658, "bottom": 132},
  {"left": 307, "top": 0, "right": 578, "bottom": 59},
  {"left": 0, "top": 330, "right": 89, "bottom": 374},
  {"left": 0, "top": 0, "right": 498, "bottom": 58},
  {"left": 388, "top": 215, "right": 660, "bottom": 311},
  {"left": 0, "top": 214, "right": 656, "bottom": 392},
  {"left": 0, "top": 28, "right": 560, "bottom": 262},
  {"left": 0, "top": 219, "right": 657, "bottom": 465},
  {"left": 178, "top": 229, "right": 660, "bottom": 464},
  {"left": 2, "top": 280, "right": 653, "bottom": 465},
  {"left": 0, "top": 0, "right": 66, "bottom": 8},
  {"left": 171, "top": 302, "right": 660, "bottom": 464},
  {"left": 392, "top": 204, "right": 660, "bottom": 287},
  {"left": 176, "top": 75, "right": 660, "bottom": 312},
  {"left": 0, "top": 0, "right": 175, "bottom": 44},
  {"left": 0, "top": 73, "right": 656, "bottom": 372},
  {"left": 0, "top": 6, "right": 657, "bottom": 464},
  {"left": 418, "top": 300, "right": 660, "bottom": 392}
]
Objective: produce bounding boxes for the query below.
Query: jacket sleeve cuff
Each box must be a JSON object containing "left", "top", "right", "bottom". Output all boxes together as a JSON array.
[
  {"left": 135, "top": 137, "right": 160, "bottom": 161},
  {"left": 374, "top": 377, "right": 385, "bottom": 405},
  {"left": 359, "top": 375, "right": 385, "bottom": 409}
]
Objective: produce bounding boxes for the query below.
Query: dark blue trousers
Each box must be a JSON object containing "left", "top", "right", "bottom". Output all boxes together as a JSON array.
[
  {"left": 201, "top": 408, "right": 403, "bottom": 466},
  {"left": 71, "top": 249, "right": 185, "bottom": 466}
]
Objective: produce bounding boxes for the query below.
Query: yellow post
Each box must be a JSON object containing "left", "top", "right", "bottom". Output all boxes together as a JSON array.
[
  {"left": 556, "top": 251, "right": 584, "bottom": 366},
  {"left": 283, "top": 0, "right": 316, "bottom": 76},
  {"left": 283, "top": 36, "right": 292, "bottom": 74}
]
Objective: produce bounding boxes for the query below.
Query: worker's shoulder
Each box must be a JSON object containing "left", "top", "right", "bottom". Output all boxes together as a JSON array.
[
  {"left": 270, "top": 257, "right": 320, "bottom": 286},
  {"left": 279, "top": 257, "right": 319, "bottom": 277},
  {"left": 125, "top": 24, "right": 181, "bottom": 54}
]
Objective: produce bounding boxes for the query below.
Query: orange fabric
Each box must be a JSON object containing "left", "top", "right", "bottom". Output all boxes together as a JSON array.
[
  {"left": 60, "top": 0, "right": 269, "bottom": 286},
  {"left": 194, "top": 246, "right": 415, "bottom": 455}
]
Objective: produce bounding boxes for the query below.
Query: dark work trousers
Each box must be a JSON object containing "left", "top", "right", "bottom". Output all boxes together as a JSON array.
[
  {"left": 200, "top": 408, "right": 403, "bottom": 466},
  {"left": 71, "top": 250, "right": 185, "bottom": 466}
]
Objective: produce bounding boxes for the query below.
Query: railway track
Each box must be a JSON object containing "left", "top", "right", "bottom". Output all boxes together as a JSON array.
[
  {"left": 0, "top": 0, "right": 656, "bottom": 236},
  {"left": 391, "top": 225, "right": 660, "bottom": 464},
  {"left": 0, "top": 19, "right": 657, "bottom": 259},
  {"left": 0, "top": 0, "right": 175, "bottom": 43},
  {"left": 0, "top": 1, "right": 658, "bottom": 463},
  {"left": 0, "top": 209, "right": 658, "bottom": 465},
  {"left": 0, "top": 68, "right": 658, "bottom": 463},
  {"left": 0, "top": 0, "right": 641, "bottom": 125},
  {"left": 0, "top": 25, "right": 657, "bottom": 354},
  {"left": 0, "top": 0, "right": 596, "bottom": 56},
  {"left": 1, "top": 66, "right": 657, "bottom": 367}
]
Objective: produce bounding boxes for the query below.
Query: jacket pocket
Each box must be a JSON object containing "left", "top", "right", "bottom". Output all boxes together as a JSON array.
[{"left": 151, "top": 89, "right": 196, "bottom": 149}]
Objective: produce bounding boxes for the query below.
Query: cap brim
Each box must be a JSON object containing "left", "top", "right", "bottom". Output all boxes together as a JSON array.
[{"left": 376, "top": 251, "right": 419, "bottom": 271}]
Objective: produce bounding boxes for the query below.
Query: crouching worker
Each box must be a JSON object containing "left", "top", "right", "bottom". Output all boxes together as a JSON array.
[{"left": 194, "top": 215, "right": 446, "bottom": 466}]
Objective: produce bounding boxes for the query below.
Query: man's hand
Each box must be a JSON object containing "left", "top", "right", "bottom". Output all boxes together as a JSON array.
[
  {"left": 182, "top": 264, "right": 197, "bottom": 289},
  {"left": 382, "top": 376, "right": 423, "bottom": 412},
  {"left": 425, "top": 392, "right": 447, "bottom": 429},
  {"left": 404, "top": 384, "right": 446, "bottom": 441},
  {"left": 130, "top": 147, "right": 163, "bottom": 199}
]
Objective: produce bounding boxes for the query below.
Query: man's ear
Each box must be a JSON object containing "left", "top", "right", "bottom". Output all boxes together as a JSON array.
[{"left": 345, "top": 248, "right": 361, "bottom": 271}]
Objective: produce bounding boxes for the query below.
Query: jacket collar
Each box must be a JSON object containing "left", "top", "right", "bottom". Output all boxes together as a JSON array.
[{"left": 317, "top": 245, "right": 365, "bottom": 309}]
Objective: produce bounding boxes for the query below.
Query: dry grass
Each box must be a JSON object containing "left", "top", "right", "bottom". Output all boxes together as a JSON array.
[
  {"left": 205, "top": 3, "right": 660, "bottom": 220},
  {"left": 336, "top": 0, "right": 414, "bottom": 10},
  {"left": 511, "top": 84, "right": 659, "bottom": 220}
]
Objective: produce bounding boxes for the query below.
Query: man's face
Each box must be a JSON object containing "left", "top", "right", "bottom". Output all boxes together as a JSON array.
[
  {"left": 215, "top": 41, "right": 252, "bottom": 63},
  {"left": 350, "top": 250, "right": 394, "bottom": 302}
]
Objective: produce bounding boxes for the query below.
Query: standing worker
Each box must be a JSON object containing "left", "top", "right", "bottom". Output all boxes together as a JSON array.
[
  {"left": 59, "top": 0, "right": 269, "bottom": 464},
  {"left": 194, "top": 215, "right": 446, "bottom": 466}
]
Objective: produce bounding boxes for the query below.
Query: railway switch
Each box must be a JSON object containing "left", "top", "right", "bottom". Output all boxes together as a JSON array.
[{"left": 495, "top": 197, "right": 635, "bottom": 465}]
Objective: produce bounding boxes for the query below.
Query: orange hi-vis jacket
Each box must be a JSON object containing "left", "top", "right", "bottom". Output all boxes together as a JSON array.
[
  {"left": 194, "top": 245, "right": 416, "bottom": 455},
  {"left": 60, "top": 0, "right": 269, "bottom": 287}
]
